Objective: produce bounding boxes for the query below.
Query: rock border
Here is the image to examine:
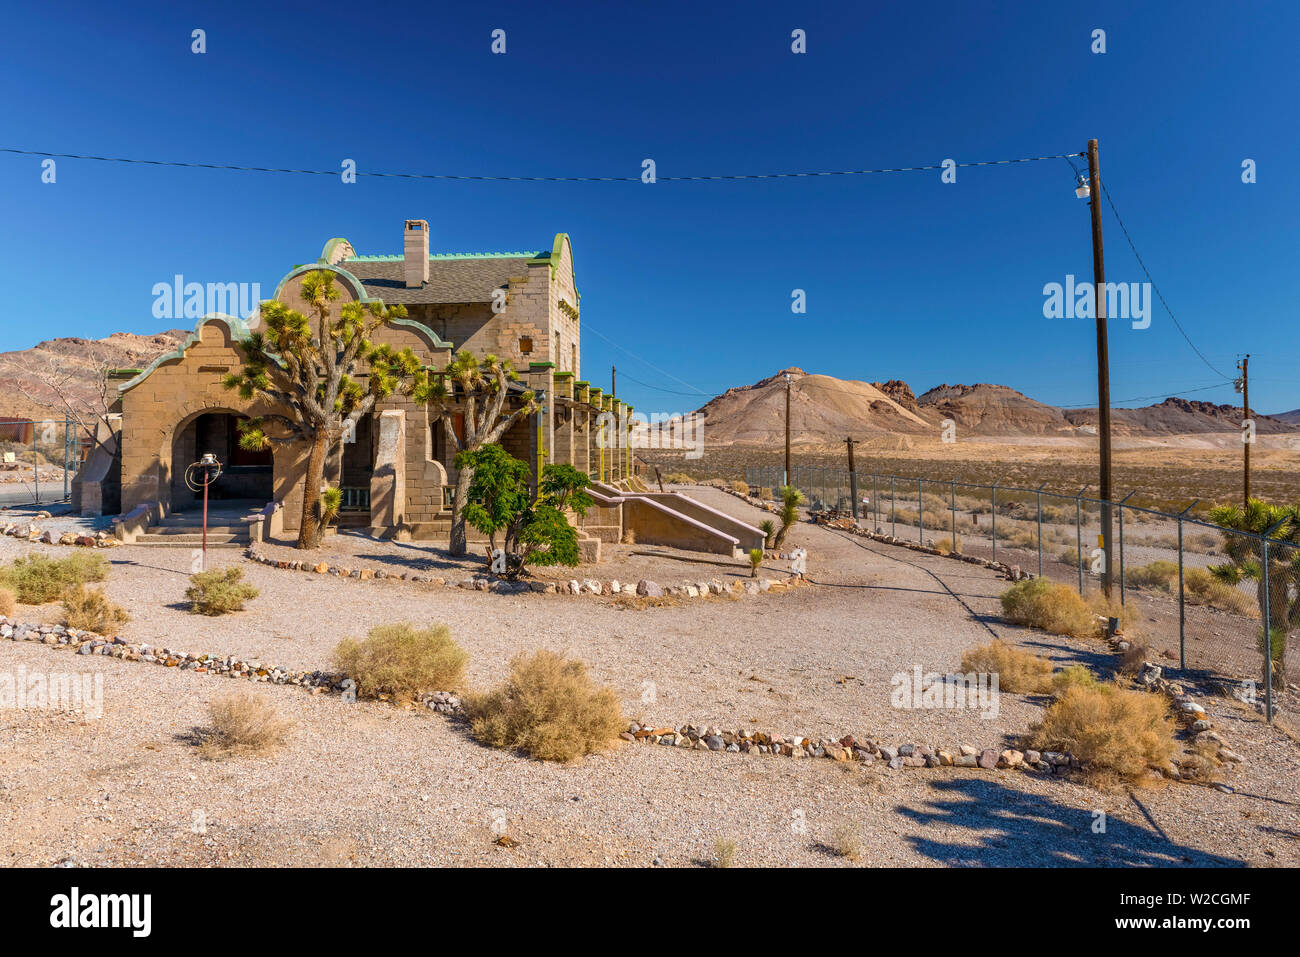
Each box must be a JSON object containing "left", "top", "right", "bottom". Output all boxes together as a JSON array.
[
  {"left": 1, "top": 517, "right": 119, "bottom": 549},
  {"left": 241, "top": 545, "right": 809, "bottom": 601}
]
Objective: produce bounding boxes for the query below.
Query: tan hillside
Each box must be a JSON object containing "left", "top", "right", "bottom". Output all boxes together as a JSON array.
[{"left": 0, "top": 330, "right": 186, "bottom": 420}]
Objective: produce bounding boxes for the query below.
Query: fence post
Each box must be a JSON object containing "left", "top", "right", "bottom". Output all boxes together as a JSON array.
[
  {"left": 64, "top": 413, "right": 72, "bottom": 501},
  {"left": 873, "top": 473, "right": 879, "bottom": 530},
  {"left": 991, "top": 478, "right": 1001, "bottom": 564},
  {"left": 917, "top": 477, "right": 924, "bottom": 543},
  {"left": 890, "top": 473, "right": 897, "bottom": 538},
  {"left": 1075, "top": 485, "right": 1088, "bottom": 595},
  {"left": 1261, "top": 517, "right": 1286, "bottom": 723},
  {"left": 1036, "top": 482, "right": 1047, "bottom": 578},
  {"left": 1175, "top": 500, "right": 1198, "bottom": 671},
  {"left": 951, "top": 479, "right": 957, "bottom": 552},
  {"left": 32, "top": 424, "right": 39, "bottom": 507},
  {"left": 1117, "top": 491, "right": 1136, "bottom": 605}
]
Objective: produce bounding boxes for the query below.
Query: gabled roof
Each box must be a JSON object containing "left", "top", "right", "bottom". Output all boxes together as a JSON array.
[{"left": 344, "top": 255, "right": 538, "bottom": 305}]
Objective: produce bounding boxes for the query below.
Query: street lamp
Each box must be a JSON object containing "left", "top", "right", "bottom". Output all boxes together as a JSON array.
[{"left": 185, "top": 452, "right": 223, "bottom": 571}]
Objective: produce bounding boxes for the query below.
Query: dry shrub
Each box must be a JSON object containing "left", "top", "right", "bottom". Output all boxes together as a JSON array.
[
  {"left": 185, "top": 566, "right": 259, "bottom": 615},
  {"left": 935, "top": 536, "right": 961, "bottom": 555},
  {"left": 1118, "top": 640, "right": 1153, "bottom": 674},
  {"left": 1184, "top": 568, "right": 1255, "bottom": 616},
  {"left": 621, "top": 527, "right": 637, "bottom": 545},
  {"left": 1000, "top": 578, "right": 1099, "bottom": 639},
  {"left": 830, "top": 820, "right": 861, "bottom": 861},
  {"left": 1051, "top": 663, "right": 1101, "bottom": 696},
  {"left": 960, "top": 639, "right": 1053, "bottom": 693},
  {"left": 1128, "top": 560, "right": 1178, "bottom": 591},
  {"left": 711, "top": 838, "right": 737, "bottom": 868},
  {"left": 1027, "top": 682, "right": 1176, "bottom": 788},
  {"left": 0, "top": 586, "right": 14, "bottom": 618},
  {"left": 730, "top": 479, "right": 750, "bottom": 495},
  {"left": 465, "top": 649, "right": 623, "bottom": 762},
  {"left": 60, "top": 585, "right": 129, "bottom": 633},
  {"left": 0, "top": 552, "right": 109, "bottom": 604},
  {"left": 332, "top": 622, "right": 467, "bottom": 700},
  {"left": 200, "top": 691, "right": 294, "bottom": 759}
]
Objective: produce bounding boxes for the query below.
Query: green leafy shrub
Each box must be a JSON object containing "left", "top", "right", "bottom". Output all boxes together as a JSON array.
[
  {"left": 332, "top": 622, "right": 468, "bottom": 700},
  {"left": 185, "top": 566, "right": 259, "bottom": 615},
  {"left": 0, "top": 552, "right": 109, "bottom": 604},
  {"left": 465, "top": 649, "right": 623, "bottom": 762},
  {"left": 749, "top": 548, "right": 763, "bottom": 577}
]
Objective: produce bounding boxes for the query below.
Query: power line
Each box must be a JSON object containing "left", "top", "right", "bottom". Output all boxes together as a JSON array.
[
  {"left": 1099, "top": 179, "right": 1231, "bottom": 381},
  {"left": 0, "top": 146, "right": 1081, "bottom": 182},
  {"left": 581, "top": 323, "right": 712, "bottom": 396},
  {"left": 1051, "top": 381, "right": 1235, "bottom": 408}
]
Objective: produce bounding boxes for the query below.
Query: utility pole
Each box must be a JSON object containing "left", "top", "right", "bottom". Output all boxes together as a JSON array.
[
  {"left": 846, "top": 437, "right": 859, "bottom": 521},
  {"left": 784, "top": 372, "right": 792, "bottom": 487},
  {"left": 611, "top": 365, "right": 616, "bottom": 400},
  {"left": 1087, "top": 138, "right": 1114, "bottom": 599},
  {"left": 1238, "top": 354, "right": 1251, "bottom": 506}
]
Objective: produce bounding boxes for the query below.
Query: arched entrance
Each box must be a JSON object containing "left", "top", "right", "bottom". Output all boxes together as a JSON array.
[{"left": 170, "top": 411, "right": 273, "bottom": 509}]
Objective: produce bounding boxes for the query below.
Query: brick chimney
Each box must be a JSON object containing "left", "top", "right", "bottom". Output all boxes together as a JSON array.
[{"left": 404, "top": 219, "right": 429, "bottom": 288}]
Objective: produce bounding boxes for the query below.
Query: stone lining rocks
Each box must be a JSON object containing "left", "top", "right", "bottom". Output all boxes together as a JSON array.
[
  {"left": 242, "top": 546, "right": 808, "bottom": 602},
  {"left": 2, "top": 520, "right": 118, "bottom": 549}
]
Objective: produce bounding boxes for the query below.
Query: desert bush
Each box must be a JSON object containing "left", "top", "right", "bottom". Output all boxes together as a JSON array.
[
  {"left": 0, "top": 586, "right": 14, "bottom": 618},
  {"left": 730, "top": 479, "right": 750, "bottom": 495},
  {"left": 711, "top": 838, "right": 736, "bottom": 868},
  {"left": 999, "top": 578, "right": 1098, "bottom": 639},
  {"left": 661, "top": 472, "right": 695, "bottom": 484},
  {"left": 465, "top": 649, "right": 623, "bottom": 762},
  {"left": 60, "top": 585, "right": 129, "bottom": 633},
  {"left": 1127, "top": 560, "right": 1178, "bottom": 591},
  {"left": 621, "top": 527, "right": 637, "bottom": 545},
  {"left": 332, "top": 622, "right": 468, "bottom": 700},
  {"left": 830, "top": 820, "right": 861, "bottom": 861},
  {"left": 0, "top": 552, "right": 108, "bottom": 604},
  {"left": 1056, "top": 547, "right": 1080, "bottom": 568},
  {"left": 773, "top": 485, "right": 804, "bottom": 547},
  {"left": 749, "top": 548, "right": 763, "bottom": 577},
  {"left": 200, "top": 691, "right": 294, "bottom": 759},
  {"left": 1026, "top": 682, "right": 1176, "bottom": 787},
  {"left": 1118, "top": 640, "right": 1153, "bottom": 674},
  {"left": 185, "top": 566, "right": 259, "bottom": 615},
  {"left": 759, "top": 519, "right": 776, "bottom": 547},
  {"left": 1051, "top": 663, "right": 1101, "bottom": 696},
  {"left": 960, "top": 639, "right": 1053, "bottom": 693},
  {"left": 1184, "top": 568, "right": 1256, "bottom": 616},
  {"left": 935, "top": 536, "right": 961, "bottom": 555}
]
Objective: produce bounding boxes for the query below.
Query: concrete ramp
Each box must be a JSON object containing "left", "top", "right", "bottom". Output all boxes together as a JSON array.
[{"left": 587, "top": 482, "right": 765, "bottom": 556}]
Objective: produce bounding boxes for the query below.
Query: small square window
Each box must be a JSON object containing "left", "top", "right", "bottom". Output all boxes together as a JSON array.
[{"left": 519, "top": 336, "right": 533, "bottom": 354}]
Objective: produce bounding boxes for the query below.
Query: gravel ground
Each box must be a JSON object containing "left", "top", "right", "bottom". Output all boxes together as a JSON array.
[{"left": 1, "top": 487, "right": 1297, "bottom": 866}]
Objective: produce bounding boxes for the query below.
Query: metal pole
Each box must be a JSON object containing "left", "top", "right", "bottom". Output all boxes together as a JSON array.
[
  {"left": 873, "top": 473, "right": 879, "bottom": 530},
  {"left": 1117, "top": 491, "right": 1136, "bottom": 605},
  {"left": 1076, "top": 485, "right": 1088, "bottom": 594},
  {"left": 1240, "top": 354, "right": 1251, "bottom": 507},
  {"left": 202, "top": 471, "right": 210, "bottom": 572},
  {"left": 1176, "top": 500, "right": 1198, "bottom": 670},
  {"left": 1036, "top": 482, "right": 1047, "bottom": 578},
  {"left": 32, "top": 425, "right": 39, "bottom": 507},
  {"left": 918, "top": 477, "right": 924, "bottom": 543},
  {"left": 991, "top": 479, "right": 1001, "bottom": 563},
  {"left": 64, "top": 413, "right": 71, "bottom": 501},
  {"left": 1261, "top": 517, "right": 1285, "bottom": 723},
  {"left": 890, "top": 474, "right": 897, "bottom": 537},
  {"left": 951, "top": 478, "right": 957, "bottom": 552},
  {"left": 846, "top": 438, "right": 859, "bottom": 521},
  {"left": 1087, "top": 138, "right": 1115, "bottom": 600},
  {"left": 783, "top": 373, "right": 791, "bottom": 487}
]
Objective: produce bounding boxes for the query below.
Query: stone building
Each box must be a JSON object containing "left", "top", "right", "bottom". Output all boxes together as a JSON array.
[{"left": 94, "top": 220, "right": 761, "bottom": 557}]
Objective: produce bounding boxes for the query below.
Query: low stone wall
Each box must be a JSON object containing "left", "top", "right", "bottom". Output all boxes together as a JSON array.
[{"left": 2, "top": 518, "right": 119, "bottom": 549}]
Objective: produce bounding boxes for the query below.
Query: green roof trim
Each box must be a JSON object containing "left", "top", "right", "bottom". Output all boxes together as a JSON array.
[
  {"left": 318, "top": 238, "right": 354, "bottom": 264},
  {"left": 528, "top": 361, "right": 556, "bottom": 370},
  {"left": 118, "top": 314, "right": 253, "bottom": 396},
  {"left": 553, "top": 370, "right": 575, "bottom": 378},
  {"left": 344, "top": 251, "right": 542, "bottom": 262}
]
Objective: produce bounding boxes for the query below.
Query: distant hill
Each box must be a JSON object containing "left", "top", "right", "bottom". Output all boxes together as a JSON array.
[
  {"left": 0, "top": 330, "right": 186, "bottom": 420},
  {"left": 694, "top": 369, "right": 1297, "bottom": 446}
]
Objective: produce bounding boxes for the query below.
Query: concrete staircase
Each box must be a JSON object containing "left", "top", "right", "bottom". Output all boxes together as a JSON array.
[{"left": 136, "top": 501, "right": 262, "bottom": 548}]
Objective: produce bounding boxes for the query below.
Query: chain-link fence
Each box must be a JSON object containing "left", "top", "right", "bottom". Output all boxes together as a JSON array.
[
  {"left": 0, "top": 417, "right": 82, "bottom": 508},
  {"left": 746, "top": 464, "right": 1293, "bottom": 722}
]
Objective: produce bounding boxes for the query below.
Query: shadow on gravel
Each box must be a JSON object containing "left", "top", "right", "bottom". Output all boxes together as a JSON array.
[{"left": 895, "top": 777, "right": 1245, "bottom": 867}]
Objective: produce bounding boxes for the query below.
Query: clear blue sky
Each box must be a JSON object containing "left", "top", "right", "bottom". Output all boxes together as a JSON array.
[{"left": 2, "top": 0, "right": 1296, "bottom": 414}]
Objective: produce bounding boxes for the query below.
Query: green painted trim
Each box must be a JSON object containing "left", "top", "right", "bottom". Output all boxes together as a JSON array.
[
  {"left": 107, "top": 368, "right": 142, "bottom": 379},
  {"left": 272, "top": 265, "right": 453, "bottom": 351},
  {"left": 118, "top": 314, "right": 252, "bottom": 396},
  {"left": 345, "top": 251, "right": 541, "bottom": 262},
  {"left": 528, "top": 361, "right": 556, "bottom": 370},
  {"left": 553, "top": 371, "right": 575, "bottom": 378}
]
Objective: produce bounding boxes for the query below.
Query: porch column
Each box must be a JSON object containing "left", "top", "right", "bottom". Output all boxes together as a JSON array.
[{"left": 370, "top": 409, "right": 406, "bottom": 536}]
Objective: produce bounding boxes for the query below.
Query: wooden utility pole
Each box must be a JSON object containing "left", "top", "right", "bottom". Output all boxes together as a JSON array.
[
  {"left": 784, "top": 372, "right": 792, "bottom": 487},
  {"left": 1087, "top": 138, "right": 1114, "bottom": 599},
  {"left": 846, "top": 437, "right": 859, "bottom": 520},
  {"left": 611, "top": 365, "right": 616, "bottom": 399},
  {"left": 1239, "top": 354, "right": 1251, "bottom": 506}
]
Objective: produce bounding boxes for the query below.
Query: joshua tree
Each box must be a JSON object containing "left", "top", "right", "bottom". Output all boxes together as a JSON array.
[
  {"left": 223, "top": 270, "right": 420, "bottom": 549},
  {"left": 772, "top": 485, "right": 805, "bottom": 548},
  {"left": 1208, "top": 498, "right": 1300, "bottom": 688},
  {"left": 413, "top": 350, "right": 538, "bottom": 556},
  {"left": 758, "top": 519, "right": 776, "bottom": 548},
  {"left": 749, "top": 548, "right": 763, "bottom": 578}
]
